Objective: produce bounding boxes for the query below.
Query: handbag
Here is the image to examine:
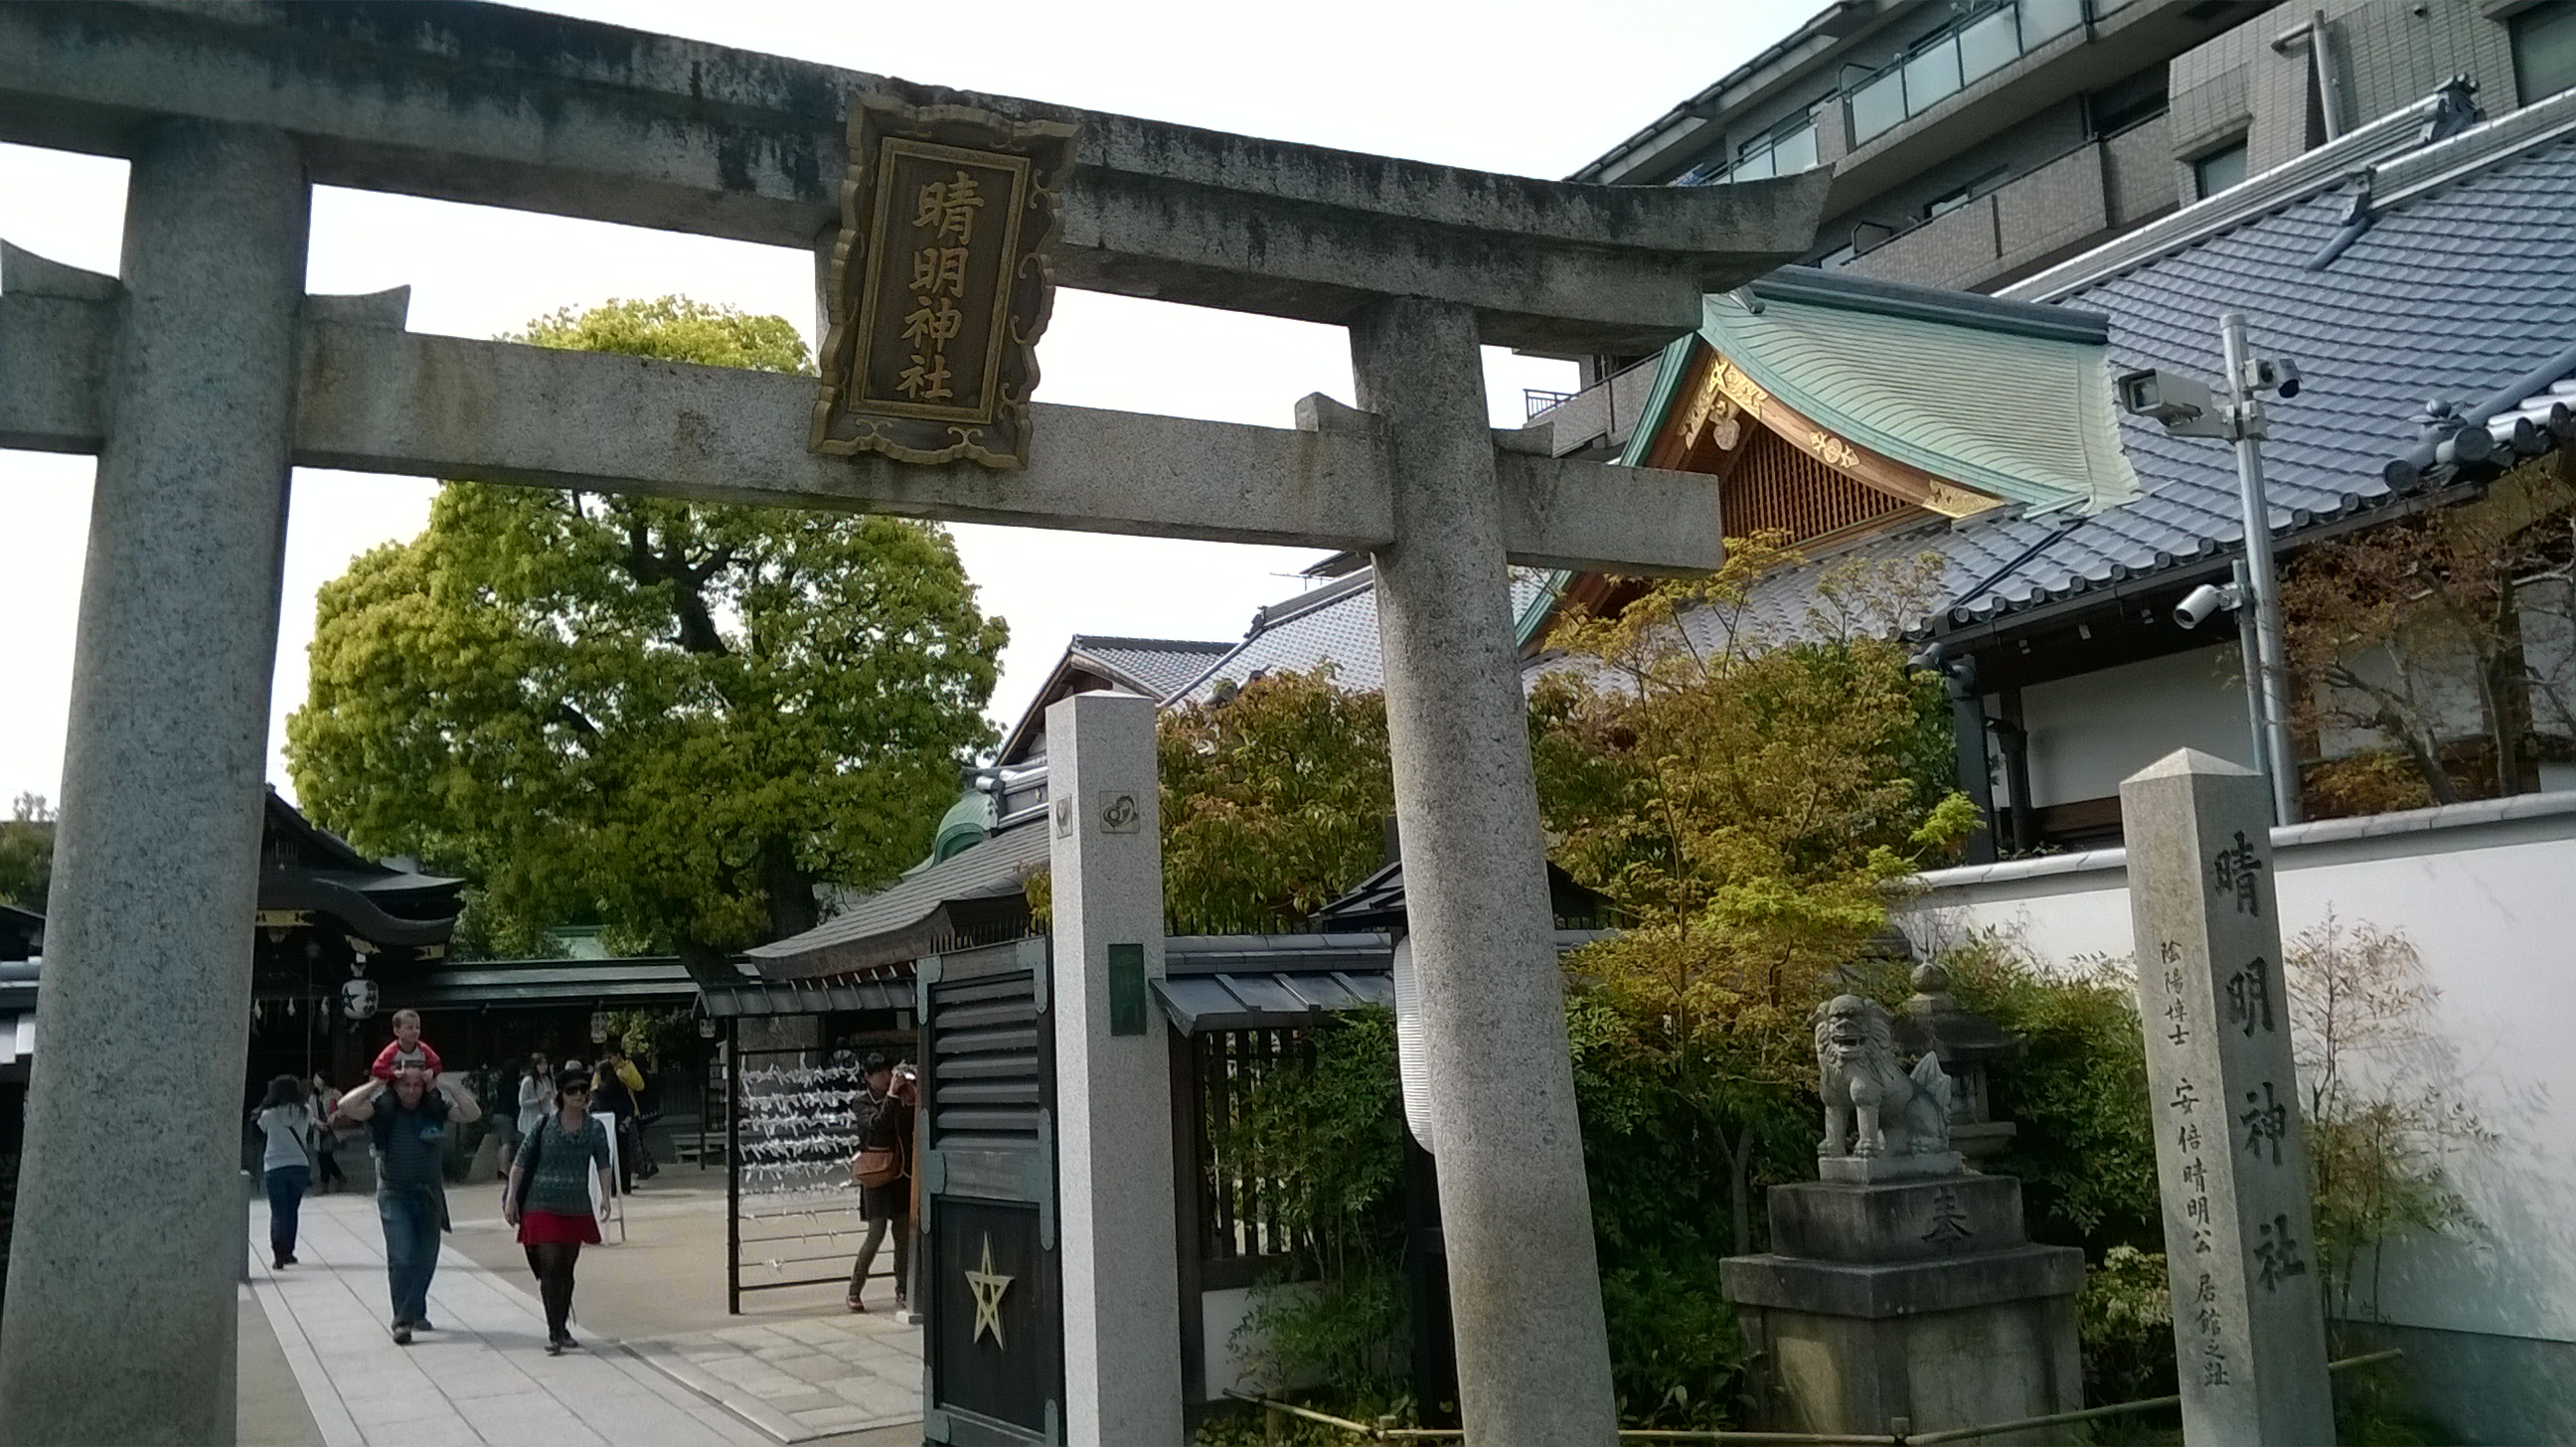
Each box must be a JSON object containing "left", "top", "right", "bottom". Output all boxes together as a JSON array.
[
  {"left": 506, "top": 1119, "right": 543, "bottom": 1216},
  {"left": 852, "top": 1145, "right": 901, "bottom": 1190},
  {"left": 852, "top": 1090, "right": 905, "bottom": 1188}
]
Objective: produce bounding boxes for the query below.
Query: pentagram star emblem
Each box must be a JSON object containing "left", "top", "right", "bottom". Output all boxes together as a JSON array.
[{"left": 964, "top": 1232, "right": 1014, "bottom": 1350}]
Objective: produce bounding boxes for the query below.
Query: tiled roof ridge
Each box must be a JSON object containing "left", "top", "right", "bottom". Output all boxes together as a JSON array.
[
  {"left": 2004, "top": 87, "right": 2455, "bottom": 304},
  {"left": 1164, "top": 568, "right": 1379, "bottom": 702},
  {"left": 1248, "top": 568, "right": 1374, "bottom": 631},
  {"left": 1069, "top": 634, "right": 1233, "bottom": 654},
  {"left": 2368, "top": 82, "right": 2576, "bottom": 212},
  {"left": 1746, "top": 267, "right": 2108, "bottom": 345}
]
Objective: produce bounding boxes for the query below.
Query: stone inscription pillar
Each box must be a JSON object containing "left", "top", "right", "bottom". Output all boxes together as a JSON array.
[
  {"left": 1355, "top": 298, "right": 1616, "bottom": 1446},
  {"left": 1046, "top": 692, "right": 1186, "bottom": 1446},
  {"left": 0, "top": 121, "right": 307, "bottom": 1444},
  {"left": 2120, "top": 749, "right": 2333, "bottom": 1443}
]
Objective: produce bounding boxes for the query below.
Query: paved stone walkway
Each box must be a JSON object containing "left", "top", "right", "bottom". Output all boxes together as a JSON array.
[
  {"left": 624, "top": 1317, "right": 922, "bottom": 1442},
  {"left": 250, "top": 1192, "right": 919, "bottom": 1445}
]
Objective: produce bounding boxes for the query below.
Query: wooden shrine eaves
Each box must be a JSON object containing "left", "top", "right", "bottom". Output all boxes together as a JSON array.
[
  {"left": 0, "top": 270, "right": 1723, "bottom": 575},
  {"left": 0, "top": 3, "right": 1825, "bottom": 354}
]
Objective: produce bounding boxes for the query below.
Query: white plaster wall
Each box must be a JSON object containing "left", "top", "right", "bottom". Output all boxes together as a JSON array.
[
  {"left": 2020, "top": 645, "right": 2253, "bottom": 807},
  {"left": 1201, "top": 1283, "right": 1320, "bottom": 1399},
  {"left": 1896, "top": 793, "right": 2576, "bottom": 1349}
]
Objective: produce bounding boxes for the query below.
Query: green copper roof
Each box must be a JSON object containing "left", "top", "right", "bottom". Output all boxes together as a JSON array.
[
  {"left": 929, "top": 789, "right": 996, "bottom": 864},
  {"left": 1698, "top": 283, "right": 2138, "bottom": 515}
]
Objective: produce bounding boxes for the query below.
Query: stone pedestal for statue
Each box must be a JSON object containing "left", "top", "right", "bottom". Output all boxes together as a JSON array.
[
  {"left": 1720, "top": 995, "right": 2081, "bottom": 1442},
  {"left": 1720, "top": 1175, "right": 2083, "bottom": 1443}
]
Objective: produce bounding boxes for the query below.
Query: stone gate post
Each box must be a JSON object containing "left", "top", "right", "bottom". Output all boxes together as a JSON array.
[
  {"left": 2121, "top": 749, "right": 2334, "bottom": 1442},
  {"left": 0, "top": 120, "right": 307, "bottom": 1444},
  {"left": 1046, "top": 691, "right": 1186, "bottom": 1444},
  {"left": 1353, "top": 298, "right": 1617, "bottom": 1446}
]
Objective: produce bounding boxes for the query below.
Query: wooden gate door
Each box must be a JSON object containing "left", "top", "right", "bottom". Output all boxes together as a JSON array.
[{"left": 917, "top": 936, "right": 1062, "bottom": 1444}]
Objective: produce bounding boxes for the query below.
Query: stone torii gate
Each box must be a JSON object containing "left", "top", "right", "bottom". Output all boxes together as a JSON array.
[{"left": 0, "top": 6, "right": 1824, "bottom": 1443}]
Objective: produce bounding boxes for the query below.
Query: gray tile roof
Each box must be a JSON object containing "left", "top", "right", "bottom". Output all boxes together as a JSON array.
[
  {"left": 1178, "top": 569, "right": 1553, "bottom": 701},
  {"left": 1921, "top": 89, "right": 2576, "bottom": 629},
  {"left": 743, "top": 818, "right": 1048, "bottom": 973},
  {"left": 1068, "top": 635, "right": 1234, "bottom": 702}
]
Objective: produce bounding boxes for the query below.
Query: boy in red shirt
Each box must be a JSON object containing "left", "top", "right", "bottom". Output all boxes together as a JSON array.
[{"left": 369, "top": 1009, "right": 445, "bottom": 1081}]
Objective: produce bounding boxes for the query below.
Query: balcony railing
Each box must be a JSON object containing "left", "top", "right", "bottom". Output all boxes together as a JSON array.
[
  {"left": 1524, "top": 388, "right": 1577, "bottom": 421},
  {"left": 1847, "top": 0, "right": 2086, "bottom": 148}
]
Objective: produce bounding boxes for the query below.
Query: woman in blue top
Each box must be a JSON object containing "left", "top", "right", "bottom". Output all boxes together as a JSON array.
[
  {"left": 250, "top": 1075, "right": 313, "bottom": 1269},
  {"left": 504, "top": 1066, "right": 612, "bottom": 1355}
]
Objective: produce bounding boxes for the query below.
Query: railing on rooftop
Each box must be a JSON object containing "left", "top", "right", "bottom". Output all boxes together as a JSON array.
[{"left": 1524, "top": 388, "right": 1577, "bottom": 421}]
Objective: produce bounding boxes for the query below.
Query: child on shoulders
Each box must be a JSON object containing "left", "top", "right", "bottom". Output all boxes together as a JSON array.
[{"left": 369, "top": 1009, "right": 444, "bottom": 1080}]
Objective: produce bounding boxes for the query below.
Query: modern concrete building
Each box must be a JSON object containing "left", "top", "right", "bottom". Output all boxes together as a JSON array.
[{"left": 1540, "top": 0, "right": 2576, "bottom": 458}]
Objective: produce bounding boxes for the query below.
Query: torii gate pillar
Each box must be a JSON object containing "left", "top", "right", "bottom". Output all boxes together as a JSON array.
[
  {"left": 1357, "top": 298, "right": 1615, "bottom": 1444},
  {"left": 0, "top": 119, "right": 307, "bottom": 1444}
]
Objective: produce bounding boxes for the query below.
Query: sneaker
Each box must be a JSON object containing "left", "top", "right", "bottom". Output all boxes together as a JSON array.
[
  {"left": 545, "top": 1338, "right": 564, "bottom": 1357},
  {"left": 272, "top": 1254, "right": 288, "bottom": 1271},
  {"left": 557, "top": 1333, "right": 579, "bottom": 1352},
  {"left": 392, "top": 1322, "right": 412, "bottom": 1347}
]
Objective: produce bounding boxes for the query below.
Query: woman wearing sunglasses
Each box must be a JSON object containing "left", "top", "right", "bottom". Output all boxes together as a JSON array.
[{"left": 503, "top": 1066, "right": 613, "bottom": 1355}]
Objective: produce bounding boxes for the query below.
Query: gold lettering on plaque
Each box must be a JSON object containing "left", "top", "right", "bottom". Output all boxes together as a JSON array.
[{"left": 810, "top": 96, "right": 1079, "bottom": 468}]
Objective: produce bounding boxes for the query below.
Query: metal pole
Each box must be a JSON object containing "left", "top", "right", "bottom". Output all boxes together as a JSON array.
[
  {"left": 2310, "top": 10, "right": 2345, "bottom": 141},
  {"left": 2231, "top": 559, "right": 2272, "bottom": 795},
  {"left": 725, "top": 1015, "right": 741, "bottom": 1315},
  {"left": 2220, "top": 312, "right": 2303, "bottom": 825}
]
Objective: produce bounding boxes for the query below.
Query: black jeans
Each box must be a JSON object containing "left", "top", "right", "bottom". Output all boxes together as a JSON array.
[
  {"left": 524, "top": 1241, "right": 582, "bottom": 1339},
  {"left": 314, "top": 1146, "right": 346, "bottom": 1192}
]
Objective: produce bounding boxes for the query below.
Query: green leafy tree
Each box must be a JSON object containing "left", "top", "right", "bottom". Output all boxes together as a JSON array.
[
  {"left": 2286, "top": 913, "right": 2496, "bottom": 1320},
  {"left": 1531, "top": 534, "right": 1975, "bottom": 1267},
  {"left": 1158, "top": 669, "right": 1394, "bottom": 934},
  {"left": 0, "top": 793, "right": 54, "bottom": 911},
  {"left": 287, "top": 298, "right": 1007, "bottom": 971}
]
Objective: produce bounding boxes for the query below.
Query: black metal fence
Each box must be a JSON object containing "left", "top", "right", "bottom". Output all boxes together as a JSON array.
[{"left": 724, "top": 1035, "right": 882, "bottom": 1312}]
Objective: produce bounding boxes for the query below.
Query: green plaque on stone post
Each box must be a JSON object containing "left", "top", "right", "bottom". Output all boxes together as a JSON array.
[{"left": 1107, "top": 942, "right": 1146, "bottom": 1038}]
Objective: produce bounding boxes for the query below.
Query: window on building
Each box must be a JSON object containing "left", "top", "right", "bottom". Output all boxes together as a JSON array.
[
  {"left": 2193, "top": 141, "right": 2248, "bottom": 199},
  {"left": 2512, "top": 1, "right": 2576, "bottom": 105},
  {"left": 2087, "top": 68, "right": 2170, "bottom": 138}
]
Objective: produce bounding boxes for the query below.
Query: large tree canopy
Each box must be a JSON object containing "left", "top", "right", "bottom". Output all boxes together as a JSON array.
[{"left": 287, "top": 298, "right": 1008, "bottom": 967}]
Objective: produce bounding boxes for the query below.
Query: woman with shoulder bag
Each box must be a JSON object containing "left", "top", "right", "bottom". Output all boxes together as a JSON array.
[
  {"left": 845, "top": 1053, "right": 915, "bottom": 1313},
  {"left": 251, "top": 1075, "right": 315, "bottom": 1269},
  {"left": 503, "top": 1066, "right": 613, "bottom": 1355}
]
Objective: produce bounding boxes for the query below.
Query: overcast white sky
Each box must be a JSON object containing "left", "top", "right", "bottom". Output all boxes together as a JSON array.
[{"left": 0, "top": 0, "right": 1807, "bottom": 809}]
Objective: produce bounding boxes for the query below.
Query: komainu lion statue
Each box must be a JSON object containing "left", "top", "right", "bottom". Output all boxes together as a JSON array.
[{"left": 1813, "top": 994, "right": 1954, "bottom": 1159}]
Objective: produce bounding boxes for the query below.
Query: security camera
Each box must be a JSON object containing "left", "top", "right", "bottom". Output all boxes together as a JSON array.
[
  {"left": 2245, "top": 357, "right": 2301, "bottom": 400},
  {"left": 2117, "top": 369, "right": 2230, "bottom": 438},
  {"left": 2173, "top": 582, "right": 2241, "bottom": 629}
]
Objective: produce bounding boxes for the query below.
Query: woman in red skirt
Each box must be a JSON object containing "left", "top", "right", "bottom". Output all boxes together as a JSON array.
[{"left": 503, "top": 1067, "right": 612, "bottom": 1355}]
